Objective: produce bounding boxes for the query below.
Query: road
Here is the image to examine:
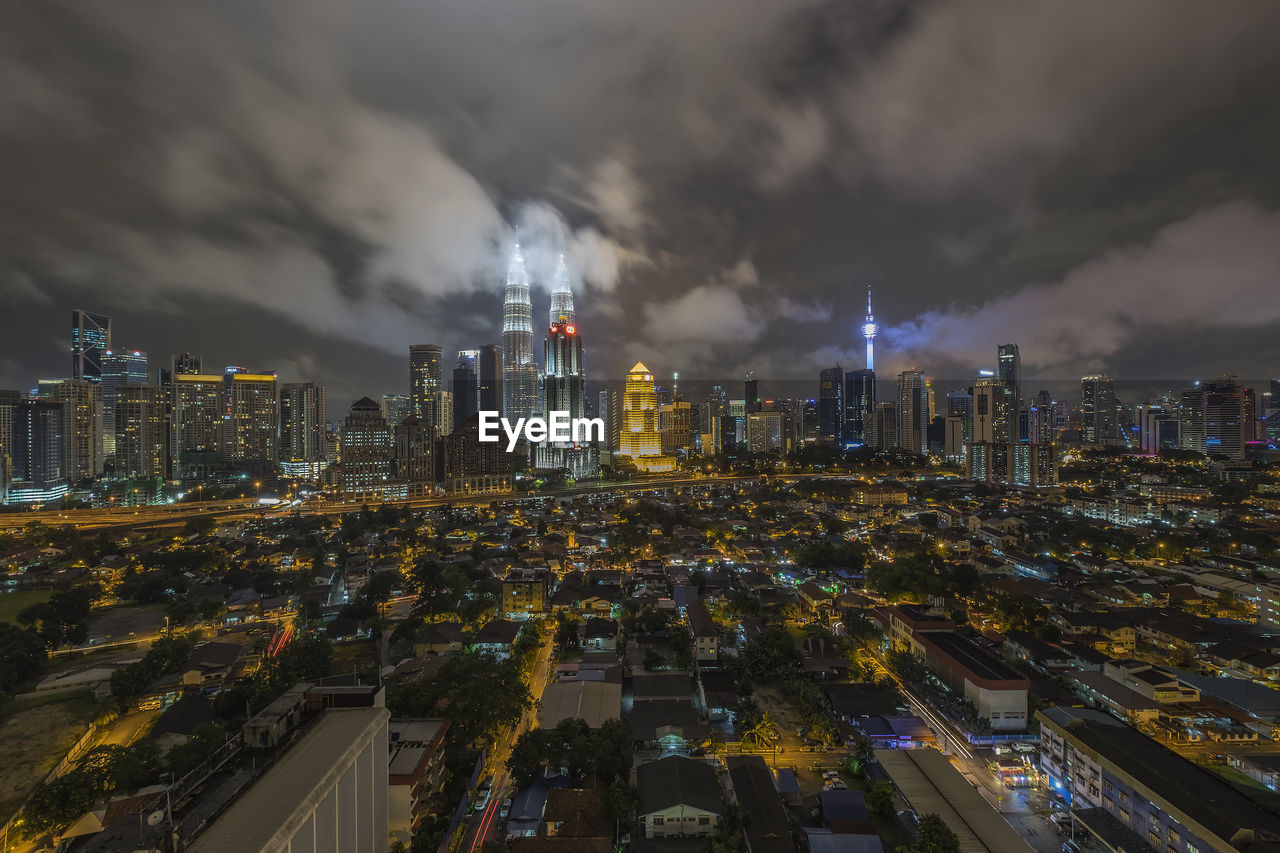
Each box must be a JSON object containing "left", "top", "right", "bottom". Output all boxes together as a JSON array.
[{"left": 459, "top": 625, "right": 556, "bottom": 852}]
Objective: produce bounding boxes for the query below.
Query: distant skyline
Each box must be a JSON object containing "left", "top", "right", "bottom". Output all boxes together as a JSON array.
[{"left": 2, "top": 3, "right": 1280, "bottom": 404}]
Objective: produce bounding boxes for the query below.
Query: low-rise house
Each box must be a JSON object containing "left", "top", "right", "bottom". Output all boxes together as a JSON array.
[
  {"left": 686, "top": 600, "right": 719, "bottom": 664},
  {"left": 580, "top": 618, "right": 618, "bottom": 652},
  {"left": 470, "top": 619, "right": 522, "bottom": 658},
  {"left": 636, "top": 756, "right": 724, "bottom": 839},
  {"left": 413, "top": 621, "right": 465, "bottom": 657}
]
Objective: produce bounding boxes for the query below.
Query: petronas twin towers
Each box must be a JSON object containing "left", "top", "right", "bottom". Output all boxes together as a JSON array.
[{"left": 501, "top": 242, "right": 582, "bottom": 417}]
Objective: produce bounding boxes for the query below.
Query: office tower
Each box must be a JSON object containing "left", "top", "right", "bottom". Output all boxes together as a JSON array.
[
  {"left": 452, "top": 364, "right": 478, "bottom": 432},
  {"left": 1138, "top": 404, "right": 1180, "bottom": 454},
  {"left": 281, "top": 383, "right": 328, "bottom": 463},
  {"left": 99, "top": 349, "right": 148, "bottom": 458},
  {"left": 599, "top": 389, "right": 621, "bottom": 453},
  {"left": 549, "top": 253, "right": 576, "bottom": 326},
  {"left": 393, "top": 415, "right": 434, "bottom": 497},
  {"left": 379, "top": 394, "right": 409, "bottom": 429},
  {"left": 818, "top": 366, "right": 844, "bottom": 445},
  {"left": 114, "top": 384, "right": 166, "bottom": 478},
  {"left": 478, "top": 344, "right": 503, "bottom": 413},
  {"left": 944, "top": 416, "right": 965, "bottom": 462},
  {"left": 170, "top": 352, "right": 202, "bottom": 379},
  {"left": 946, "top": 390, "right": 974, "bottom": 444},
  {"left": 995, "top": 343, "right": 1021, "bottom": 443},
  {"left": 1266, "top": 379, "right": 1280, "bottom": 443},
  {"left": 896, "top": 370, "right": 928, "bottom": 454},
  {"left": 171, "top": 373, "right": 225, "bottom": 475},
  {"left": 615, "top": 363, "right": 675, "bottom": 472},
  {"left": 1201, "top": 376, "right": 1246, "bottom": 458},
  {"left": 434, "top": 391, "right": 452, "bottom": 441},
  {"left": 0, "top": 389, "right": 23, "bottom": 493},
  {"left": 870, "top": 401, "right": 896, "bottom": 451},
  {"left": 1243, "top": 385, "right": 1257, "bottom": 444},
  {"left": 971, "top": 379, "right": 999, "bottom": 445},
  {"left": 442, "top": 417, "right": 514, "bottom": 495},
  {"left": 746, "top": 410, "right": 785, "bottom": 454},
  {"left": 409, "top": 343, "right": 443, "bottom": 433},
  {"left": 223, "top": 369, "right": 278, "bottom": 463},
  {"left": 862, "top": 287, "right": 878, "bottom": 371},
  {"left": 660, "top": 401, "right": 694, "bottom": 454},
  {"left": 339, "top": 397, "right": 392, "bottom": 498},
  {"left": 71, "top": 309, "right": 111, "bottom": 382},
  {"left": 708, "top": 384, "right": 728, "bottom": 418},
  {"left": 744, "top": 373, "right": 761, "bottom": 415},
  {"left": 501, "top": 242, "right": 538, "bottom": 422},
  {"left": 537, "top": 275, "right": 597, "bottom": 475},
  {"left": 39, "top": 378, "right": 103, "bottom": 480},
  {"left": 844, "top": 369, "right": 876, "bottom": 445},
  {"left": 5, "top": 399, "right": 67, "bottom": 504},
  {"left": 1178, "top": 386, "right": 1205, "bottom": 452},
  {"left": 1028, "top": 390, "right": 1053, "bottom": 445},
  {"left": 1081, "top": 374, "right": 1116, "bottom": 445}
]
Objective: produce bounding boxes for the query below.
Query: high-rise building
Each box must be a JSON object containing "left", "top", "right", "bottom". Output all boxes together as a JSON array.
[
  {"left": 1137, "top": 404, "right": 1180, "bottom": 454},
  {"left": 171, "top": 374, "right": 225, "bottom": 475},
  {"left": 615, "top": 362, "right": 674, "bottom": 472},
  {"left": 393, "top": 415, "right": 434, "bottom": 497},
  {"left": 1081, "top": 374, "right": 1116, "bottom": 446},
  {"left": 71, "top": 309, "right": 111, "bottom": 383},
  {"left": 409, "top": 344, "right": 443, "bottom": 432},
  {"left": 598, "top": 389, "right": 621, "bottom": 456},
  {"left": 452, "top": 363, "right": 478, "bottom": 432},
  {"left": 100, "top": 349, "right": 148, "bottom": 457},
  {"left": 1029, "top": 390, "right": 1053, "bottom": 445},
  {"left": 501, "top": 242, "right": 538, "bottom": 423},
  {"left": 114, "top": 384, "right": 166, "bottom": 478},
  {"left": 971, "top": 379, "right": 999, "bottom": 445},
  {"left": 1011, "top": 443, "right": 1058, "bottom": 487},
  {"left": 944, "top": 416, "right": 965, "bottom": 462},
  {"left": 660, "top": 401, "right": 695, "bottom": 455},
  {"left": 223, "top": 369, "right": 278, "bottom": 463},
  {"left": 434, "top": 391, "right": 452, "bottom": 441},
  {"left": 443, "top": 416, "right": 513, "bottom": 495},
  {"left": 818, "top": 366, "right": 844, "bottom": 446},
  {"left": 896, "top": 370, "right": 928, "bottom": 454},
  {"left": 844, "top": 369, "right": 876, "bottom": 445},
  {"left": 869, "top": 402, "right": 896, "bottom": 451},
  {"left": 862, "top": 287, "right": 878, "bottom": 371},
  {"left": 339, "top": 397, "right": 393, "bottom": 498},
  {"left": 995, "top": 344, "right": 1021, "bottom": 444},
  {"left": 478, "top": 344, "right": 502, "bottom": 413},
  {"left": 5, "top": 399, "right": 67, "bottom": 504},
  {"left": 1178, "top": 386, "right": 1205, "bottom": 452},
  {"left": 744, "top": 373, "right": 761, "bottom": 415},
  {"left": 39, "top": 378, "right": 103, "bottom": 480},
  {"left": 946, "top": 390, "right": 974, "bottom": 444},
  {"left": 536, "top": 268, "right": 597, "bottom": 477},
  {"left": 746, "top": 410, "right": 785, "bottom": 454},
  {"left": 1202, "top": 376, "right": 1246, "bottom": 459},
  {"left": 380, "top": 394, "right": 410, "bottom": 428},
  {"left": 0, "top": 389, "right": 21, "bottom": 494},
  {"left": 281, "top": 383, "right": 328, "bottom": 463}
]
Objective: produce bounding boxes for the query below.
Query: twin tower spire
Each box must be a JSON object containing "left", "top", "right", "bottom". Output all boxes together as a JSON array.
[{"left": 501, "top": 238, "right": 578, "bottom": 422}]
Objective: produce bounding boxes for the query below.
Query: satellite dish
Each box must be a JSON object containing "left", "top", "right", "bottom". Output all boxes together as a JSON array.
[{"left": 147, "top": 810, "right": 166, "bottom": 826}]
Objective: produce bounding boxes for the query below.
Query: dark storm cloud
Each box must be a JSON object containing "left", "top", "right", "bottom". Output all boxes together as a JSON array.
[{"left": 1, "top": 0, "right": 1278, "bottom": 401}]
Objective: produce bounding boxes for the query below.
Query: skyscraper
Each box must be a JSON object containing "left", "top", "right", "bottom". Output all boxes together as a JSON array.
[
  {"left": 452, "top": 363, "right": 478, "bottom": 432},
  {"left": 896, "top": 370, "right": 928, "bottom": 454},
  {"left": 744, "top": 373, "right": 761, "bottom": 415},
  {"left": 39, "top": 377, "right": 103, "bottom": 480},
  {"left": 995, "top": 343, "right": 1021, "bottom": 443},
  {"left": 501, "top": 241, "right": 538, "bottom": 422},
  {"left": 1029, "top": 389, "right": 1054, "bottom": 445},
  {"left": 114, "top": 384, "right": 166, "bottom": 478},
  {"left": 844, "top": 369, "right": 875, "bottom": 445},
  {"left": 1081, "top": 374, "right": 1116, "bottom": 446},
  {"left": 171, "top": 373, "right": 224, "bottom": 476},
  {"left": 6, "top": 399, "right": 67, "bottom": 504},
  {"left": 549, "top": 253, "right": 576, "bottom": 327},
  {"left": 1202, "top": 376, "right": 1246, "bottom": 459},
  {"left": 409, "top": 344, "right": 442, "bottom": 433},
  {"left": 101, "top": 349, "right": 148, "bottom": 457},
  {"left": 870, "top": 401, "right": 896, "bottom": 451},
  {"left": 339, "top": 397, "right": 392, "bottom": 498},
  {"left": 615, "top": 362, "right": 674, "bottom": 472},
  {"left": 818, "top": 366, "right": 844, "bottom": 445},
  {"left": 862, "top": 288, "right": 878, "bottom": 371},
  {"left": 71, "top": 309, "right": 110, "bottom": 383},
  {"left": 971, "top": 378, "right": 999, "bottom": 445},
  {"left": 478, "top": 344, "right": 503, "bottom": 413},
  {"left": 281, "top": 383, "right": 328, "bottom": 462},
  {"left": 223, "top": 369, "right": 278, "bottom": 464},
  {"left": 947, "top": 389, "right": 974, "bottom": 444},
  {"left": 381, "top": 394, "right": 410, "bottom": 428},
  {"left": 393, "top": 415, "right": 434, "bottom": 497},
  {"left": 537, "top": 265, "right": 597, "bottom": 477}
]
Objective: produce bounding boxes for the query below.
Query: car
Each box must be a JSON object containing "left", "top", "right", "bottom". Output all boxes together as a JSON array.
[
  {"left": 473, "top": 789, "right": 491, "bottom": 812},
  {"left": 1012, "top": 742, "right": 1037, "bottom": 754},
  {"left": 822, "top": 770, "right": 841, "bottom": 780},
  {"left": 992, "top": 744, "right": 1012, "bottom": 755},
  {"left": 500, "top": 798, "right": 512, "bottom": 819},
  {"left": 1062, "top": 841, "right": 1081, "bottom": 853}
]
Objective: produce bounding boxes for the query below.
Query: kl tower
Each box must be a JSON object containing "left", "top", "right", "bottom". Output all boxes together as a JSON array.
[{"left": 862, "top": 287, "right": 878, "bottom": 370}]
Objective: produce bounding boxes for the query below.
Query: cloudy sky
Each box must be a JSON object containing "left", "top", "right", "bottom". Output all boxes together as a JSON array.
[{"left": 2, "top": 1, "right": 1279, "bottom": 406}]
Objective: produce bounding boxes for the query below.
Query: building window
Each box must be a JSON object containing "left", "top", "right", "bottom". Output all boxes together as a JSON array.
[
  {"left": 699, "top": 817, "right": 710, "bottom": 826},
  {"left": 653, "top": 817, "right": 664, "bottom": 825}
]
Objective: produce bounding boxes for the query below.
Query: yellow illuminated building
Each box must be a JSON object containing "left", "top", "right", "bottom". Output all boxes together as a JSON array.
[{"left": 615, "top": 362, "right": 675, "bottom": 473}]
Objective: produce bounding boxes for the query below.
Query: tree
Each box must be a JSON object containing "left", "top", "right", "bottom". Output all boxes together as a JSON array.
[
  {"left": 866, "top": 781, "right": 894, "bottom": 817},
  {"left": 0, "top": 623, "right": 47, "bottom": 695},
  {"left": 903, "top": 814, "right": 960, "bottom": 853},
  {"left": 741, "top": 626, "right": 802, "bottom": 680}
]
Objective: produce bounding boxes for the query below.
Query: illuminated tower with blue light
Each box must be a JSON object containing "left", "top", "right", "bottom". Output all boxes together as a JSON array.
[{"left": 862, "top": 287, "right": 878, "bottom": 371}]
